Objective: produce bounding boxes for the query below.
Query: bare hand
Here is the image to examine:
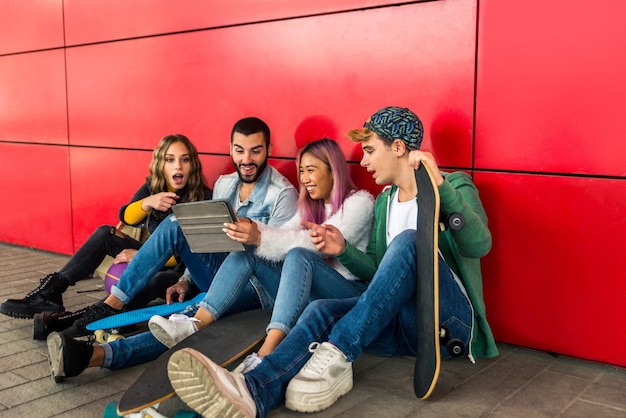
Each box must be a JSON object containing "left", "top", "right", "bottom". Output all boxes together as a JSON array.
[
  {"left": 113, "top": 249, "right": 138, "bottom": 264},
  {"left": 301, "top": 220, "right": 346, "bottom": 255},
  {"left": 223, "top": 218, "right": 261, "bottom": 245},
  {"left": 408, "top": 150, "right": 444, "bottom": 187},
  {"left": 142, "top": 192, "right": 180, "bottom": 212},
  {"left": 166, "top": 281, "right": 189, "bottom": 304}
]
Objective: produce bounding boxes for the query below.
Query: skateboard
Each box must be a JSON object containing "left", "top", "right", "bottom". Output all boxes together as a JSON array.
[
  {"left": 116, "top": 308, "right": 271, "bottom": 415},
  {"left": 86, "top": 292, "right": 207, "bottom": 343},
  {"left": 413, "top": 163, "right": 467, "bottom": 400},
  {"left": 413, "top": 161, "right": 442, "bottom": 400}
]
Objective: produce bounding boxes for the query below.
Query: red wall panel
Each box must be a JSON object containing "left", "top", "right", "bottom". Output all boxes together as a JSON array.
[
  {"left": 0, "top": 0, "right": 64, "bottom": 55},
  {"left": 475, "top": 0, "right": 626, "bottom": 176},
  {"left": 64, "top": 0, "right": 417, "bottom": 46},
  {"left": 476, "top": 172, "right": 626, "bottom": 366},
  {"left": 69, "top": 148, "right": 154, "bottom": 250},
  {"left": 0, "top": 143, "right": 72, "bottom": 254},
  {"left": 0, "top": 51, "right": 68, "bottom": 144},
  {"left": 4, "top": 0, "right": 623, "bottom": 368},
  {"left": 65, "top": 0, "right": 476, "bottom": 169}
]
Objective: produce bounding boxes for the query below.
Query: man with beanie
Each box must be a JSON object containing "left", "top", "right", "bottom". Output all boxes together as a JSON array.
[{"left": 165, "top": 106, "right": 498, "bottom": 418}]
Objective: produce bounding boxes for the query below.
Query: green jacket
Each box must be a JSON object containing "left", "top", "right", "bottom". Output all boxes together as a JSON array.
[{"left": 337, "top": 171, "right": 498, "bottom": 359}]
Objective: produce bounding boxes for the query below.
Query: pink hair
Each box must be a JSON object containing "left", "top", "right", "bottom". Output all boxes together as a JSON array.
[{"left": 296, "top": 138, "right": 357, "bottom": 224}]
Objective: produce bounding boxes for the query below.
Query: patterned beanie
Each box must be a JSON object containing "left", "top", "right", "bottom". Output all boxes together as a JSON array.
[{"left": 363, "top": 106, "right": 423, "bottom": 150}]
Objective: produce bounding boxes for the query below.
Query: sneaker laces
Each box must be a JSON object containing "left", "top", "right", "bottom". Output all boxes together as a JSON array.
[
  {"left": 242, "top": 353, "right": 261, "bottom": 369},
  {"left": 305, "top": 342, "right": 340, "bottom": 375},
  {"left": 167, "top": 313, "right": 200, "bottom": 324},
  {"left": 76, "top": 303, "right": 111, "bottom": 325}
]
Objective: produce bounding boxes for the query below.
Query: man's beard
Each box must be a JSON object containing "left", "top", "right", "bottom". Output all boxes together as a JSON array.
[{"left": 234, "top": 159, "right": 268, "bottom": 184}]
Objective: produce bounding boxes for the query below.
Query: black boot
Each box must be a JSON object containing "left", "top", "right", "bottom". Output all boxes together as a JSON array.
[
  {"left": 47, "top": 332, "right": 94, "bottom": 383},
  {"left": 0, "top": 273, "right": 68, "bottom": 319},
  {"left": 33, "top": 306, "right": 92, "bottom": 340}
]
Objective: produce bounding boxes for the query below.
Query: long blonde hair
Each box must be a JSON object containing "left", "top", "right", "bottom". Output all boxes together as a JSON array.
[{"left": 148, "top": 134, "right": 207, "bottom": 202}]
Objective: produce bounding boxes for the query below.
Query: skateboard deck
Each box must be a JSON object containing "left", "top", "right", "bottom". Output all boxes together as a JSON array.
[
  {"left": 413, "top": 162, "right": 441, "bottom": 400},
  {"left": 86, "top": 292, "right": 207, "bottom": 333},
  {"left": 117, "top": 308, "right": 271, "bottom": 415}
]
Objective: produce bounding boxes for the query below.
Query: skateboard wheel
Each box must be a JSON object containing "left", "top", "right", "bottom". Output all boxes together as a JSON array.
[
  {"left": 173, "top": 411, "right": 201, "bottom": 418},
  {"left": 447, "top": 338, "right": 466, "bottom": 358},
  {"left": 439, "top": 327, "right": 448, "bottom": 340},
  {"left": 107, "top": 334, "right": 125, "bottom": 342},
  {"left": 446, "top": 213, "right": 465, "bottom": 230},
  {"left": 94, "top": 329, "right": 107, "bottom": 344},
  {"left": 103, "top": 401, "right": 122, "bottom": 418}
]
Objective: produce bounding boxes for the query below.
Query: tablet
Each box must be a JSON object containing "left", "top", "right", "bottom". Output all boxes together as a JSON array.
[{"left": 172, "top": 199, "right": 245, "bottom": 253}]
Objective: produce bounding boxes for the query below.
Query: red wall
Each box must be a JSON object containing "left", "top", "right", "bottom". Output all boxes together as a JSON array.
[{"left": 1, "top": 0, "right": 624, "bottom": 366}]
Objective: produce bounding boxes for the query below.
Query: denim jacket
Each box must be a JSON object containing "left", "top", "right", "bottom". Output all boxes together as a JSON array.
[{"left": 213, "top": 165, "right": 298, "bottom": 228}]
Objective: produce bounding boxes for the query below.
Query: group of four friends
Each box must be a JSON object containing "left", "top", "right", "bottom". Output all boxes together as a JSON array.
[{"left": 0, "top": 106, "right": 497, "bottom": 418}]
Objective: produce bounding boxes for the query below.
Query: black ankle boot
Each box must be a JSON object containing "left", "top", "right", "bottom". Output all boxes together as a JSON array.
[
  {"left": 33, "top": 306, "right": 91, "bottom": 340},
  {"left": 0, "top": 273, "right": 69, "bottom": 319}
]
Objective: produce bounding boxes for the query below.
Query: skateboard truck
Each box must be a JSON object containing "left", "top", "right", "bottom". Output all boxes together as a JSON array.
[
  {"left": 439, "top": 326, "right": 466, "bottom": 358},
  {"left": 440, "top": 212, "right": 465, "bottom": 231}
]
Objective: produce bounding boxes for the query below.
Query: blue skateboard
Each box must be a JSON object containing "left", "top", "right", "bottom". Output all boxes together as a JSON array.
[{"left": 87, "top": 292, "right": 206, "bottom": 343}]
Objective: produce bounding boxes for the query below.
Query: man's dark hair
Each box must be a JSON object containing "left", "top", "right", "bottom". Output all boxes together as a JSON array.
[{"left": 231, "top": 117, "right": 270, "bottom": 147}]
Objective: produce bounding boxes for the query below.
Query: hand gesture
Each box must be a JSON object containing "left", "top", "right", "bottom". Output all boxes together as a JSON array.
[
  {"left": 223, "top": 218, "right": 261, "bottom": 246},
  {"left": 301, "top": 220, "right": 346, "bottom": 256},
  {"left": 142, "top": 192, "right": 180, "bottom": 212},
  {"left": 408, "top": 150, "right": 444, "bottom": 187},
  {"left": 113, "top": 248, "right": 138, "bottom": 264},
  {"left": 165, "top": 280, "right": 189, "bottom": 304}
]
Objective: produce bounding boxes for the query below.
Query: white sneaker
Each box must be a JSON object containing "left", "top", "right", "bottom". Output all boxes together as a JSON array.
[
  {"left": 233, "top": 352, "right": 262, "bottom": 374},
  {"left": 148, "top": 314, "right": 199, "bottom": 348},
  {"left": 168, "top": 347, "right": 256, "bottom": 418},
  {"left": 285, "top": 342, "right": 353, "bottom": 413}
]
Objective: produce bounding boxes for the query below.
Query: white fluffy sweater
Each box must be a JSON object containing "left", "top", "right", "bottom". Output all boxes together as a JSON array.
[{"left": 254, "top": 189, "right": 374, "bottom": 281}]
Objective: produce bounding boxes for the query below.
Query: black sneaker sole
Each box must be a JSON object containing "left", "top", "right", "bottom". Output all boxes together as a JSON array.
[
  {"left": 33, "top": 313, "right": 48, "bottom": 340},
  {"left": 33, "top": 312, "right": 72, "bottom": 340},
  {"left": 0, "top": 304, "right": 64, "bottom": 319}
]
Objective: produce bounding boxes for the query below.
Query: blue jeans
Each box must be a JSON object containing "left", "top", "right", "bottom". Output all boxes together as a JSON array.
[
  {"left": 200, "top": 247, "right": 367, "bottom": 335},
  {"left": 102, "top": 291, "right": 263, "bottom": 369},
  {"left": 244, "top": 230, "right": 473, "bottom": 417},
  {"left": 110, "top": 214, "right": 234, "bottom": 303}
]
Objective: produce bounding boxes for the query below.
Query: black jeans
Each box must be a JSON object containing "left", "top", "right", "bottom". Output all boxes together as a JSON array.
[
  {"left": 57, "top": 224, "right": 185, "bottom": 308},
  {"left": 58, "top": 225, "right": 143, "bottom": 285}
]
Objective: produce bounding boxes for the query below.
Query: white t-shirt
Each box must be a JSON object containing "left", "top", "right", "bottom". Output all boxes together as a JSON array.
[{"left": 386, "top": 188, "right": 417, "bottom": 245}]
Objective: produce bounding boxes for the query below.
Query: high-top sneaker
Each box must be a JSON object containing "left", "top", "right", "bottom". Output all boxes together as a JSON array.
[
  {"left": 0, "top": 273, "right": 68, "bottom": 319},
  {"left": 47, "top": 332, "right": 94, "bottom": 383},
  {"left": 33, "top": 306, "right": 92, "bottom": 340},
  {"left": 63, "top": 300, "right": 124, "bottom": 338},
  {"left": 285, "top": 342, "right": 353, "bottom": 413}
]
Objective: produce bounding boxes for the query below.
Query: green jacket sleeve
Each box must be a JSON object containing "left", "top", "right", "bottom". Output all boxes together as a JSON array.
[{"left": 439, "top": 172, "right": 492, "bottom": 258}]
